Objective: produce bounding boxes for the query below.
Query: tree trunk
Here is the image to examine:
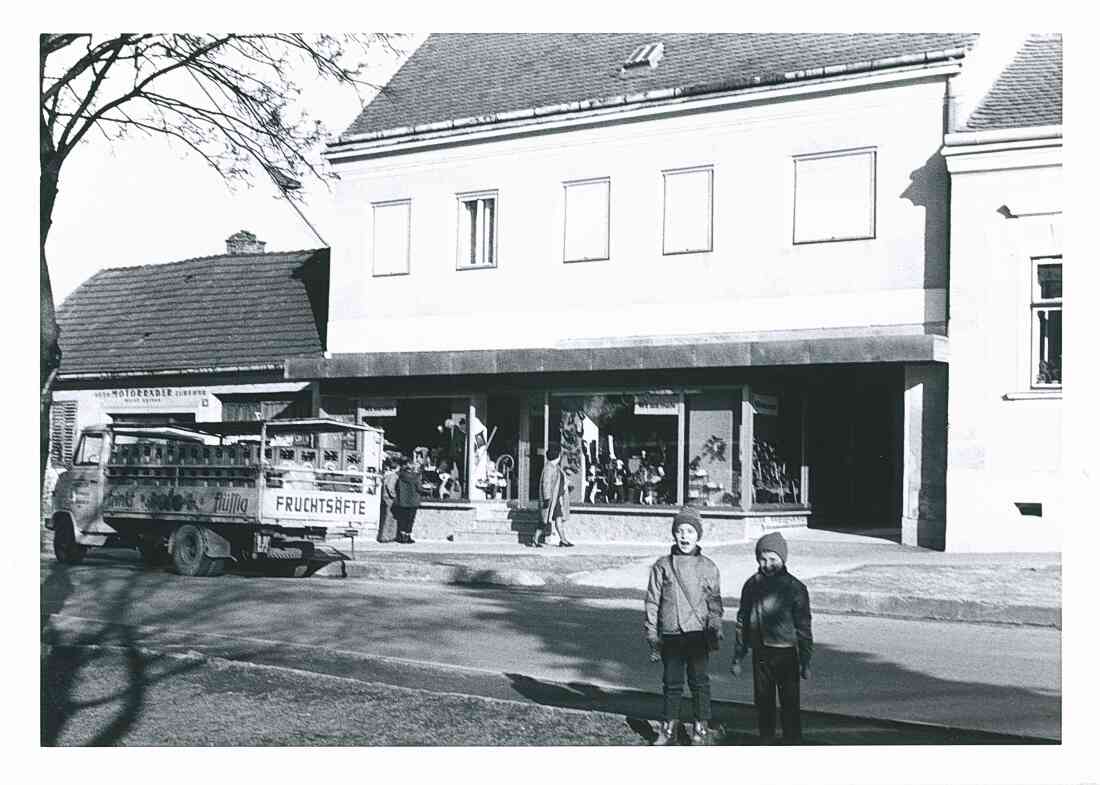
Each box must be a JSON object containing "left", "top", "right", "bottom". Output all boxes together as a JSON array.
[{"left": 40, "top": 163, "right": 61, "bottom": 486}]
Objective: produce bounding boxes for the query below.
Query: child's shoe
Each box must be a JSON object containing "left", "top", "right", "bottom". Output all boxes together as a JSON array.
[
  {"left": 690, "top": 721, "right": 710, "bottom": 746},
  {"left": 652, "top": 720, "right": 678, "bottom": 746}
]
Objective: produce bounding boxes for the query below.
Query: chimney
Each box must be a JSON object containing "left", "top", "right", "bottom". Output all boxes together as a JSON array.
[{"left": 225, "top": 230, "right": 266, "bottom": 255}]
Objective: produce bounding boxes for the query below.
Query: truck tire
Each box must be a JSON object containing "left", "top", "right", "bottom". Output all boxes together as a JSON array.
[
  {"left": 52, "top": 517, "right": 87, "bottom": 565},
  {"left": 171, "top": 524, "right": 218, "bottom": 577}
]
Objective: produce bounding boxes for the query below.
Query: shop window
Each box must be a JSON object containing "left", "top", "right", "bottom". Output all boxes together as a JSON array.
[
  {"left": 457, "top": 191, "right": 498, "bottom": 269},
  {"left": 371, "top": 199, "right": 411, "bottom": 276},
  {"left": 1031, "top": 258, "right": 1062, "bottom": 387},
  {"left": 793, "top": 149, "right": 876, "bottom": 244},
  {"left": 663, "top": 166, "right": 713, "bottom": 255},
  {"left": 550, "top": 393, "right": 678, "bottom": 506},
  {"left": 685, "top": 391, "right": 742, "bottom": 508},
  {"left": 751, "top": 390, "right": 804, "bottom": 507},
  {"left": 325, "top": 396, "right": 471, "bottom": 502},
  {"left": 49, "top": 400, "right": 78, "bottom": 466},
  {"left": 563, "top": 178, "right": 610, "bottom": 262}
]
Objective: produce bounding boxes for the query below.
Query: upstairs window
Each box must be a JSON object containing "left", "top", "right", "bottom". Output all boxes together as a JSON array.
[
  {"left": 457, "top": 191, "right": 498, "bottom": 269},
  {"left": 563, "top": 178, "right": 610, "bottom": 263},
  {"left": 663, "top": 166, "right": 713, "bottom": 255},
  {"left": 793, "top": 148, "right": 876, "bottom": 244},
  {"left": 371, "top": 199, "right": 411, "bottom": 276},
  {"left": 1031, "top": 258, "right": 1062, "bottom": 387}
]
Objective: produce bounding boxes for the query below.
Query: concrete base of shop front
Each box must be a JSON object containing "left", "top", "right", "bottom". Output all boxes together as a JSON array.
[{"left": 399, "top": 503, "right": 808, "bottom": 545}]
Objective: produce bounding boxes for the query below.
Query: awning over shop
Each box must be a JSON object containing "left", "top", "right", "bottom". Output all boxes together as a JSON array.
[{"left": 286, "top": 333, "right": 947, "bottom": 380}]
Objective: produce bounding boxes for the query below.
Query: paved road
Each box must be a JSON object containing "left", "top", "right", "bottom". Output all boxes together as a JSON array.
[{"left": 41, "top": 555, "right": 1061, "bottom": 740}]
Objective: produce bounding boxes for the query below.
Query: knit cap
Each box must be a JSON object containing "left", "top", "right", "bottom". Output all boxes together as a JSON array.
[
  {"left": 755, "top": 531, "right": 788, "bottom": 563},
  {"left": 671, "top": 506, "right": 703, "bottom": 540}
]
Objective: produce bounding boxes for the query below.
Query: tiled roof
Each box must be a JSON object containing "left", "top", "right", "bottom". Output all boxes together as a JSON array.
[
  {"left": 344, "top": 33, "right": 978, "bottom": 138},
  {"left": 966, "top": 34, "right": 1062, "bottom": 130},
  {"left": 57, "top": 249, "right": 329, "bottom": 376}
]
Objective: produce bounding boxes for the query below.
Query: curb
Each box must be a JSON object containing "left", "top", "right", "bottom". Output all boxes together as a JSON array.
[{"left": 328, "top": 559, "right": 1060, "bottom": 628}]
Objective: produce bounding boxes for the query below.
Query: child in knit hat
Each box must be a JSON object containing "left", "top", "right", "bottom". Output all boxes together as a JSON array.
[
  {"left": 643, "top": 506, "right": 724, "bottom": 745},
  {"left": 730, "top": 531, "right": 813, "bottom": 744}
]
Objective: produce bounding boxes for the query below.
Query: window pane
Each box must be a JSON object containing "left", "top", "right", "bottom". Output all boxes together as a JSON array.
[
  {"left": 794, "top": 151, "right": 875, "bottom": 243},
  {"left": 458, "top": 196, "right": 497, "bottom": 268},
  {"left": 1034, "top": 308, "right": 1063, "bottom": 385},
  {"left": 76, "top": 434, "right": 104, "bottom": 465},
  {"left": 685, "top": 391, "right": 741, "bottom": 508},
  {"left": 550, "top": 393, "right": 678, "bottom": 505},
  {"left": 1036, "top": 263, "right": 1062, "bottom": 300},
  {"left": 752, "top": 390, "right": 803, "bottom": 506},
  {"left": 372, "top": 202, "right": 410, "bottom": 275},
  {"left": 564, "top": 180, "right": 609, "bottom": 261},
  {"left": 664, "top": 169, "right": 712, "bottom": 254}
]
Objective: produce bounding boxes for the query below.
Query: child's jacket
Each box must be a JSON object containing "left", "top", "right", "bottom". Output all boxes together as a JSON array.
[
  {"left": 644, "top": 546, "right": 723, "bottom": 643},
  {"left": 732, "top": 568, "right": 813, "bottom": 666}
]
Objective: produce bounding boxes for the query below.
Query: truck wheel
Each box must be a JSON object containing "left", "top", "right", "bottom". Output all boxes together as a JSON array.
[
  {"left": 52, "top": 517, "right": 87, "bottom": 565},
  {"left": 171, "top": 524, "right": 217, "bottom": 577}
]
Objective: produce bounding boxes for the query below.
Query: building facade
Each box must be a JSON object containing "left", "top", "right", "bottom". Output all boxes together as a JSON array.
[
  {"left": 288, "top": 34, "right": 1013, "bottom": 547},
  {"left": 941, "top": 35, "right": 1063, "bottom": 551}
]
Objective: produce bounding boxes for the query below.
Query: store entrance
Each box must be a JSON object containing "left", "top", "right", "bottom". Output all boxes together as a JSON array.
[{"left": 807, "top": 368, "right": 902, "bottom": 535}]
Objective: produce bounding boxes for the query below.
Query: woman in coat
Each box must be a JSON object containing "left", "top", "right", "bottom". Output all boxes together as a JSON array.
[{"left": 392, "top": 456, "right": 422, "bottom": 544}]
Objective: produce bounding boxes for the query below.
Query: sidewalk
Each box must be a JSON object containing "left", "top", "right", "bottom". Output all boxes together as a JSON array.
[{"left": 320, "top": 528, "right": 1061, "bottom": 628}]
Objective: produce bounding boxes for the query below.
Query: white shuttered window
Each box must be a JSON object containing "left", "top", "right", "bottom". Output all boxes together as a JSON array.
[
  {"left": 563, "top": 178, "right": 610, "bottom": 262},
  {"left": 663, "top": 167, "right": 713, "bottom": 254},
  {"left": 457, "top": 191, "right": 498, "bottom": 269},
  {"left": 371, "top": 200, "right": 411, "bottom": 276},
  {"left": 793, "top": 149, "right": 876, "bottom": 244}
]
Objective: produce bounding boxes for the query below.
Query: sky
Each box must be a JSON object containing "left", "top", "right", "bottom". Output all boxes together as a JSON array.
[{"left": 45, "top": 33, "right": 428, "bottom": 304}]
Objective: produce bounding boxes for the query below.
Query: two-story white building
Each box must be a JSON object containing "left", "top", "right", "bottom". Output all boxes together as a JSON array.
[{"left": 288, "top": 33, "right": 1061, "bottom": 550}]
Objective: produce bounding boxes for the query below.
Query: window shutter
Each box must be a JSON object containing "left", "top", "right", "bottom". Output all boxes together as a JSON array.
[{"left": 50, "top": 401, "right": 78, "bottom": 465}]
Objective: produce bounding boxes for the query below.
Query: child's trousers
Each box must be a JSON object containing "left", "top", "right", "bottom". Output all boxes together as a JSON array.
[
  {"left": 660, "top": 631, "right": 711, "bottom": 722},
  {"left": 752, "top": 645, "right": 801, "bottom": 741}
]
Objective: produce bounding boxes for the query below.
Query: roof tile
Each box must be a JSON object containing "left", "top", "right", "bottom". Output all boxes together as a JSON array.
[
  {"left": 966, "top": 34, "right": 1062, "bottom": 130},
  {"left": 345, "top": 33, "right": 978, "bottom": 138},
  {"left": 57, "top": 249, "right": 329, "bottom": 375}
]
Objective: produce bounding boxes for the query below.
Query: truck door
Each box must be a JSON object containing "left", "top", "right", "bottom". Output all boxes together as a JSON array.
[{"left": 67, "top": 432, "right": 106, "bottom": 532}]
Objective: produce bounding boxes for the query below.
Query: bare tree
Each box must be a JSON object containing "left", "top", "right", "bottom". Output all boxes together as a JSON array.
[{"left": 39, "top": 33, "right": 404, "bottom": 481}]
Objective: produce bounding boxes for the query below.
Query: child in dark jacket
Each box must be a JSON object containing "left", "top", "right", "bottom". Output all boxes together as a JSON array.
[
  {"left": 730, "top": 531, "right": 813, "bottom": 744},
  {"left": 644, "top": 506, "right": 724, "bottom": 746}
]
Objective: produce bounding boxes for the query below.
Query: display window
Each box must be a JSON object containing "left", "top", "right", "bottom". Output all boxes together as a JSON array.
[
  {"left": 549, "top": 393, "right": 679, "bottom": 506},
  {"left": 685, "top": 390, "right": 742, "bottom": 508},
  {"left": 323, "top": 396, "right": 471, "bottom": 502},
  {"left": 750, "top": 389, "right": 804, "bottom": 507}
]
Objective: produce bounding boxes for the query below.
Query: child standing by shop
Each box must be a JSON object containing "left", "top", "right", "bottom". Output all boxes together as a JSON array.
[
  {"left": 729, "top": 532, "right": 813, "bottom": 744},
  {"left": 644, "top": 506, "right": 724, "bottom": 745}
]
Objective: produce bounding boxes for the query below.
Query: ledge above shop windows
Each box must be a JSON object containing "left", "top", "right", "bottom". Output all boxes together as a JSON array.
[
  {"left": 563, "top": 177, "right": 610, "bottom": 263},
  {"left": 793, "top": 148, "right": 876, "bottom": 244},
  {"left": 663, "top": 166, "right": 713, "bottom": 255},
  {"left": 371, "top": 199, "right": 411, "bottom": 276}
]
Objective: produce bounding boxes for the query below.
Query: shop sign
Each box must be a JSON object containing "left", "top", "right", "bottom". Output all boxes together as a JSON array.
[
  {"left": 358, "top": 399, "right": 397, "bottom": 419},
  {"left": 94, "top": 387, "right": 210, "bottom": 412},
  {"left": 752, "top": 393, "right": 780, "bottom": 417},
  {"left": 634, "top": 392, "right": 678, "bottom": 416}
]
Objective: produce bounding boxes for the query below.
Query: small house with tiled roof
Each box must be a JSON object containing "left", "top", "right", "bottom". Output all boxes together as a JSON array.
[
  {"left": 287, "top": 32, "right": 1060, "bottom": 551},
  {"left": 48, "top": 233, "right": 329, "bottom": 466},
  {"left": 940, "top": 33, "right": 1062, "bottom": 550}
]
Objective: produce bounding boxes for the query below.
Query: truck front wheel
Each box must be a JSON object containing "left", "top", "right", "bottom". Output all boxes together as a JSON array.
[
  {"left": 52, "top": 516, "right": 86, "bottom": 565},
  {"left": 171, "top": 524, "right": 220, "bottom": 577}
]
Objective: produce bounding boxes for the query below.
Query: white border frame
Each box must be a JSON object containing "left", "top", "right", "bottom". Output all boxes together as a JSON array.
[
  {"left": 562, "top": 177, "right": 611, "bottom": 263},
  {"left": 370, "top": 198, "right": 412, "bottom": 278},
  {"left": 661, "top": 165, "right": 714, "bottom": 256},
  {"left": 792, "top": 147, "right": 877, "bottom": 245}
]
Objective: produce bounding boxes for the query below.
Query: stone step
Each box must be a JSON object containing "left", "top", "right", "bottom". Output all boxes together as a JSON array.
[{"left": 449, "top": 529, "right": 525, "bottom": 543}]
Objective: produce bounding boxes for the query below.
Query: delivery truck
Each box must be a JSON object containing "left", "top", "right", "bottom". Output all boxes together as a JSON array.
[{"left": 46, "top": 418, "right": 383, "bottom": 576}]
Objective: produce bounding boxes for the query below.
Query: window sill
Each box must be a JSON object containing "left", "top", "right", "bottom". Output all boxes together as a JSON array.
[{"left": 1002, "top": 390, "right": 1063, "bottom": 401}]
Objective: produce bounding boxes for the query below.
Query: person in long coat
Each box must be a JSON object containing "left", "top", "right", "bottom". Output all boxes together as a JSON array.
[
  {"left": 391, "top": 456, "right": 422, "bottom": 544},
  {"left": 537, "top": 444, "right": 574, "bottom": 547}
]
